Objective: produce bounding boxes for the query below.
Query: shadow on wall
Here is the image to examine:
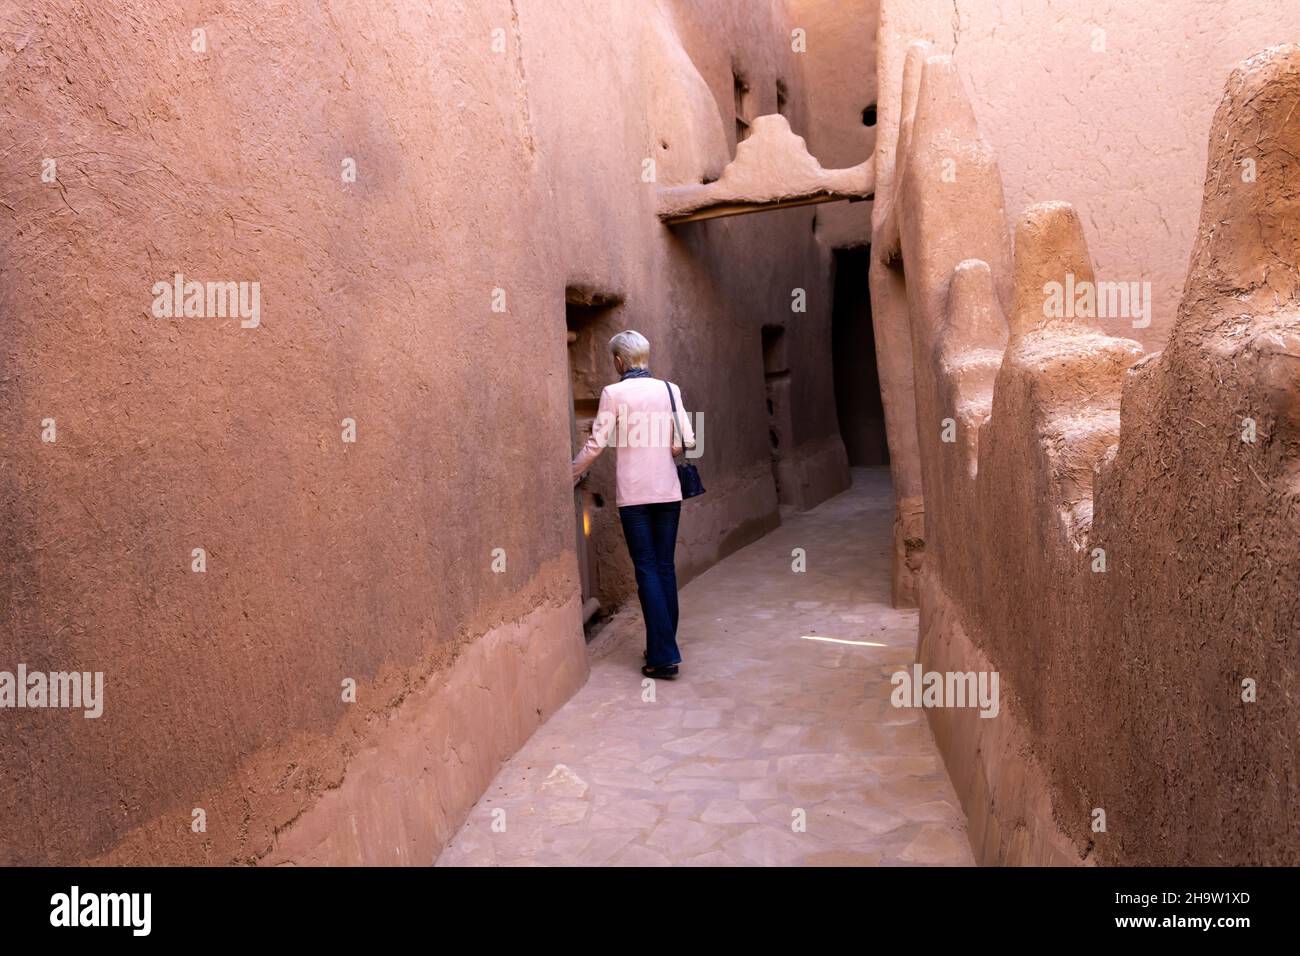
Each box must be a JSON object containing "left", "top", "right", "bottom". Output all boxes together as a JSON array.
[{"left": 761, "top": 324, "right": 793, "bottom": 505}]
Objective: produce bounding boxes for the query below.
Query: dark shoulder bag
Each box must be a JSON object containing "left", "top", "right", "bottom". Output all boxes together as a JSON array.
[{"left": 666, "top": 381, "right": 705, "bottom": 499}]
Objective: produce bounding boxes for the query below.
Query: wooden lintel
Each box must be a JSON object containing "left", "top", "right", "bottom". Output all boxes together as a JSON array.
[{"left": 661, "top": 192, "right": 866, "bottom": 226}]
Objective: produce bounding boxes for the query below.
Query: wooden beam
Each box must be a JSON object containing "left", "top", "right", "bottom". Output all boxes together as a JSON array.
[{"left": 661, "top": 192, "right": 873, "bottom": 226}]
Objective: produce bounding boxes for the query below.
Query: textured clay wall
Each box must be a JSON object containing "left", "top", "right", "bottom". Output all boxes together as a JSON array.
[
  {"left": 0, "top": 0, "right": 848, "bottom": 865},
  {"left": 954, "top": 0, "right": 1300, "bottom": 351},
  {"left": 786, "top": 0, "right": 877, "bottom": 251},
  {"left": 879, "top": 27, "right": 1298, "bottom": 865},
  {"left": 872, "top": 0, "right": 1300, "bottom": 603},
  {"left": 884, "top": 0, "right": 1300, "bottom": 350}
]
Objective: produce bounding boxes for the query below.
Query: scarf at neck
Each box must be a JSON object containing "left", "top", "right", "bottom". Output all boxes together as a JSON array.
[{"left": 620, "top": 367, "right": 652, "bottom": 380}]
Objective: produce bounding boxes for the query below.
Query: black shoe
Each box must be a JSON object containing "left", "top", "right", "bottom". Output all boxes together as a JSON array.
[{"left": 641, "top": 664, "right": 679, "bottom": 679}]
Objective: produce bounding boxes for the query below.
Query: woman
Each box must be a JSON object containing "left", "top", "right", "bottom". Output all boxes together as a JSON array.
[{"left": 572, "top": 330, "right": 695, "bottom": 679}]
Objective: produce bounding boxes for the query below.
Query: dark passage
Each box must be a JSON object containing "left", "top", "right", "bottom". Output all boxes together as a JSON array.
[{"left": 831, "top": 247, "right": 889, "bottom": 466}]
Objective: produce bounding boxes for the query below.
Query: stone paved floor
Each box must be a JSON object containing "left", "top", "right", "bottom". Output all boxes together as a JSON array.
[{"left": 436, "top": 467, "right": 974, "bottom": 866}]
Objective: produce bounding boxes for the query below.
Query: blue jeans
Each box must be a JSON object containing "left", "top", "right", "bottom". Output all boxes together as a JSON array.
[{"left": 618, "top": 501, "right": 682, "bottom": 668}]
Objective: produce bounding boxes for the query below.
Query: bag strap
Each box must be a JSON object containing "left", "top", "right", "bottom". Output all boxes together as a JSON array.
[{"left": 665, "top": 380, "right": 683, "bottom": 451}]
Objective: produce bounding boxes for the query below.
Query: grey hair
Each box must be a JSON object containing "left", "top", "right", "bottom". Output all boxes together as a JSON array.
[{"left": 609, "top": 329, "right": 650, "bottom": 370}]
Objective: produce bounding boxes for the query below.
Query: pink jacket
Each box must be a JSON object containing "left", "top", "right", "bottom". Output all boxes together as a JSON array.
[{"left": 572, "top": 377, "right": 696, "bottom": 507}]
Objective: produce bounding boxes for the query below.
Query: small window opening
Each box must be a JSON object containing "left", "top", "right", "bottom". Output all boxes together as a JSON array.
[{"left": 733, "top": 71, "right": 752, "bottom": 145}]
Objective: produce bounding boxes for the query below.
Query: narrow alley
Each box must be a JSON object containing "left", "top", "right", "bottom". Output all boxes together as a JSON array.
[
  {"left": 5, "top": 0, "right": 1295, "bottom": 898},
  {"left": 437, "top": 469, "right": 972, "bottom": 866}
]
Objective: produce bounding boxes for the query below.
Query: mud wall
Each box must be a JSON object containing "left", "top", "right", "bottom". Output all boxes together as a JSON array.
[
  {"left": 786, "top": 0, "right": 877, "bottom": 252},
  {"left": 879, "top": 27, "right": 1299, "bottom": 865},
  {"left": 872, "top": 0, "right": 1300, "bottom": 603},
  {"left": 0, "top": 0, "right": 851, "bottom": 865}
]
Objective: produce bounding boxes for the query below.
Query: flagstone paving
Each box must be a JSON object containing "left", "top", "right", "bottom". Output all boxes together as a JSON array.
[{"left": 436, "top": 468, "right": 974, "bottom": 866}]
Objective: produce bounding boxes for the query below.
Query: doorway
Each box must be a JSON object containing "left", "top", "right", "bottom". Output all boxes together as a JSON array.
[
  {"left": 565, "top": 288, "right": 622, "bottom": 634},
  {"left": 831, "top": 248, "right": 889, "bottom": 466}
]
